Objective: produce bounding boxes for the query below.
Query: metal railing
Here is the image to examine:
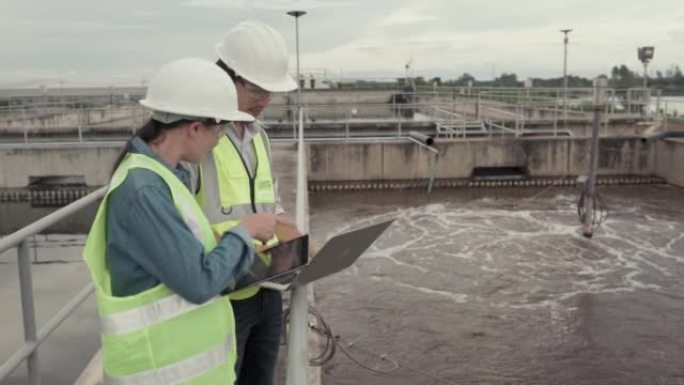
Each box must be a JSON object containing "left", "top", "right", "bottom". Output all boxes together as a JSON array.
[
  {"left": 0, "top": 186, "right": 106, "bottom": 385},
  {"left": 0, "top": 87, "right": 668, "bottom": 143}
]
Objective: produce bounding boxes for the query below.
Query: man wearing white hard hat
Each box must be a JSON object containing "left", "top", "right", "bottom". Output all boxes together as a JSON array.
[
  {"left": 83, "top": 58, "right": 280, "bottom": 385},
  {"left": 192, "top": 20, "right": 300, "bottom": 385}
]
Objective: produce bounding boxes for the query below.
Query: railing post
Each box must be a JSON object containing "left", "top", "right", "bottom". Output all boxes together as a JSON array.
[
  {"left": 77, "top": 110, "right": 83, "bottom": 142},
  {"left": 664, "top": 102, "right": 669, "bottom": 132},
  {"left": 287, "top": 106, "right": 310, "bottom": 385},
  {"left": 22, "top": 108, "right": 28, "bottom": 144},
  {"left": 553, "top": 102, "right": 558, "bottom": 137},
  {"left": 345, "top": 108, "right": 351, "bottom": 141},
  {"left": 292, "top": 106, "right": 297, "bottom": 140},
  {"left": 18, "top": 240, "right": 41, "bottom": 385},
  {"left": 32, "top": 235, "right": 39, "bottom": 262}
]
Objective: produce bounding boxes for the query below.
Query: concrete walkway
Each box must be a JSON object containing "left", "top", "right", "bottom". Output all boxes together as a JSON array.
[{"left": 0, "top": 235, "right": 100, "bottom": 385}]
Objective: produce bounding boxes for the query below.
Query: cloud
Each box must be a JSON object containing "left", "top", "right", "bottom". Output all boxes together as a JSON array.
[
  {"left": 670, "top": 29, "right": 684, "bottom": 42},
  {"left": 184, "top": 0, "right": 349, "bottom": 10},
  {"left": 2, "top": 0, "right": 684, "bottom": 86},
  {"left": 378, "top": 5, "right": 436, "bottom": 27},
  {"left": 15, "top": 19, "right": 152, "bottom": 32}
]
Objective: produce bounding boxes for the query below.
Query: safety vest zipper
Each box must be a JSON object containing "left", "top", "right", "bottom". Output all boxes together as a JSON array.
[{"left": 227, "top": 134, "right": 258, "bottom": 214}]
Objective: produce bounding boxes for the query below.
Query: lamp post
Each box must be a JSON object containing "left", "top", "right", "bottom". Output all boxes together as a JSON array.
[
  {"left": 287, "top": 11, "right": 306, "bottom": 111},
  {"left": 637, "top": 46, "right": 654, "bottom": 115},
  {"left": 560, "top": 29, "right": 572, "bottom": 127},
  {"left": 638, "top": 46, "right": 654, "bottom": 88}
]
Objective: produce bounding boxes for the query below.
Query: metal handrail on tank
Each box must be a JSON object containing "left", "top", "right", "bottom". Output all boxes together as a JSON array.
[
  {"left": 0, "top": 87, "right": 664, "bottom": 144},
  {"left": 0, "top": 186, "right": 107, "bottom": 385}
]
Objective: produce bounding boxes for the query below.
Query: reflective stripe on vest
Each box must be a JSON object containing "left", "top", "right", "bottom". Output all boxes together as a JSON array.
[
  {"left": 84, "top": 153, "right": 236, "bottom": 385},
  {"left": 100, "top": 295, "right": 220, "bottom": 336},
  {"left": 104, "top": 336, "right": 232, "bottom": 385}
]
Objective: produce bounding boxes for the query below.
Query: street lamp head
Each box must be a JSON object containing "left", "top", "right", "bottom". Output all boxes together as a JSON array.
[
  {"left": 560, "top": 29, "right": 572, "bottom": 43},
  {"left": 637, "top": 46, "right": 654, "bottom": 64},
  {"left": 287, "top": 10, "right": 306, "bottom": 17}
]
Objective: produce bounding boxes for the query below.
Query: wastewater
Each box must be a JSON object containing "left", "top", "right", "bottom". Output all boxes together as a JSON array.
[
  {"left": 2, "top": 184, "right": 683, "bottom": 384},
  {"left": 310, "top": 185, "right": 684, "bottom": 385}
]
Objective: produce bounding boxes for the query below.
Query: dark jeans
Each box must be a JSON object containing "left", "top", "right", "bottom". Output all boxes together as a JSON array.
[{"left": 231, "top": 289, "right": 283, "bottom": 385}]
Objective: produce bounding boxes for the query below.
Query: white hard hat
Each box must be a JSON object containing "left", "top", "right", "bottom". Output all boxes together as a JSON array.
[
  {"left": 140, "top": 58, "right": 254, "bottom": 123},
  {"left": 216, "top": 20, "right": 297, "bottom": 92}
]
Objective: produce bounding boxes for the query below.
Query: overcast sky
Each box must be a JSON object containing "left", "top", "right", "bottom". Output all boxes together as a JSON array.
[{"left": 1, "top": 0, "right": 683, "bottom": 87}]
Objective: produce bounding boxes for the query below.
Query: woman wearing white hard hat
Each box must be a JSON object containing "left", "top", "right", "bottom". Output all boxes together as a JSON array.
[{"left": 83, "top": 58, "right": 278, "bottom": 385}]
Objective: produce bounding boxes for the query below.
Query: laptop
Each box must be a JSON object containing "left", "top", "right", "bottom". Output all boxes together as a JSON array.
[
  {"left": 229, "top": 234, "right": 309, "bottom": 292},
  {"left": 259, "top": 219, "right": 395, "bottom": 291}
]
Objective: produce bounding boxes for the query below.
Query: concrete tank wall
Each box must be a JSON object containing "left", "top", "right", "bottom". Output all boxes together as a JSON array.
[
  {"left": 0, "top": 142, "right": 123, "bottom": 188},
  {"left": 0, "top": 136, "right": 666, "bottom": 190},
  {"left": 654, "top": 138, "right": 684, "bottom": 187},
  {"left": 308, "top": 137, "right": 655, "bottom": 182}
]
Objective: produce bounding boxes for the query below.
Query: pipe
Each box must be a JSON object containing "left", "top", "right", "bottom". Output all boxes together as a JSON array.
[
  {"left": 644, "top": 131, "right": 684, "bottom": 141},
  {"left": 407, "top": 131, "right": 435, "bottom": 146}
]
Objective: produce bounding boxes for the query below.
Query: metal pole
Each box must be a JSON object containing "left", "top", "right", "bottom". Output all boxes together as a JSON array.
[
  {"left": 561, "top": 29, "right": 572, "bottom": 129},
  {"left": 77, "top": 110, "right": 83, "bottom": 142},
  {"left": 22, "top": 108, "right": 28, "bottom": 144},
  {"left": 643, "top": 62, "right": 648, "bottom": 89},
  {"left": 665, "top": 101, "right": 669, "bottom": 131},
  {"left": 406, "top": 137, "right": 439, "bottom": 193},
  {"left": 287, "top": 11, "right": 306, "bottom": 139},
  {"left": 32, "top": 235, "right": 39, "bottom": 262},
  {"left": 287, "top": 107, "right": 309, "bottom": 385},
  {"left": 18, "top": 240, "right": 41, "bottom": 385},
  {"left": 642, "top": 62, "right": 650, "bottom": 116},
  {"left": 345, "top": 108, "right": 350, "bottom": 140},
  {"left": 286, "top": 11, "right": 309, "bottom": 385},
  {"left": 428, "top": 153, "right": 438, "bottom": 193},
  {"left": 292, "top": 107, "right": 297, "bottom": 139},
  {"left": 582, "top": 77, "right": 606, "bottom": 238},
  {"left": 295, "top": 17, "right": 301, "bottom": 112}
]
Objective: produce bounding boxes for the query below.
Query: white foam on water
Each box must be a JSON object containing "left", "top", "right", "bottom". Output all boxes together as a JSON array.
[
  {"left": 332, "top": 191, "right": 684, "bottom": 311},
  {"left": 369, "top": 275, "right": 469, "bottom": 303},
  {"left": 362, "top": 252, "right": 429, "bottom": 273}
]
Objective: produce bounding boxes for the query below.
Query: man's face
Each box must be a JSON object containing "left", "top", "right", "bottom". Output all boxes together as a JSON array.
[{"left": 235, "top": 79, "right": 272, "bottom": 118}]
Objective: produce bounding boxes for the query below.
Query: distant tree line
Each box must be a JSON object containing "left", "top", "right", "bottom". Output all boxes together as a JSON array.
[{"left": 378, "top": 64, "right": 684, "bottom": 94}]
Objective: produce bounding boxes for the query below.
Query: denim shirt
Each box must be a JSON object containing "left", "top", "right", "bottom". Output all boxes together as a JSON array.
[{"left": 105, "top": 137, "right": 255, "bottom": 304}]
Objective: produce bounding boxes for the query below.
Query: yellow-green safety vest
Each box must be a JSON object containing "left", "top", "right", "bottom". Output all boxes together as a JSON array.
[
  {"left": 198, "top": 130, "right": 277, "bottom": 300},
  {"left": 83, "top": 153, "right": 237, "bottom": 385}
]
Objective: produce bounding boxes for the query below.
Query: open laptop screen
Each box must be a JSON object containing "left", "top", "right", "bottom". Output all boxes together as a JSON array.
[{"left": 229, "top": 234, "right": 309, "bottom": 292}]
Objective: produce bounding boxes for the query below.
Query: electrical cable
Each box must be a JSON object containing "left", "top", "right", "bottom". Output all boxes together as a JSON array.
[{"left": 283, "top": 305, "right": 460, "bottom": 385}]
